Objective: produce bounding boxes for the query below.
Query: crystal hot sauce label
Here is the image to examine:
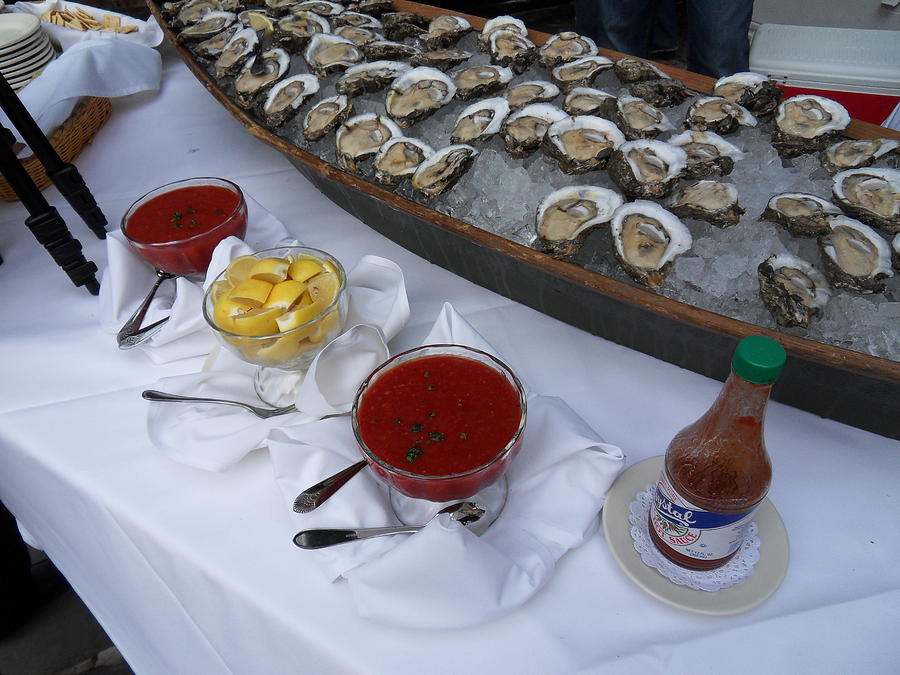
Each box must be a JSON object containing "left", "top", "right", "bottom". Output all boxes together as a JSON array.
[{"left": 650, "top": 473, "right": 757, "bottom": 562}]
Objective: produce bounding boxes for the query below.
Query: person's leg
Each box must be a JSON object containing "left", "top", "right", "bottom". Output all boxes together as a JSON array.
[
  {"left": 582, "top": 0, "right": 659, "bottom": 59},
  {"left": 651, "top": 0, "right": 679, "bottom": 55},
  {"left": 686, "top": 0, "right": 754, "bottom": 78},
  {"left": 0, "top": 500, "right": 35, "bottom": 638}
]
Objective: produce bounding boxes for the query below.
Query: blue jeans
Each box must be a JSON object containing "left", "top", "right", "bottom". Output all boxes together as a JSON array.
[{"left": 575, "top": 0, "right": 753, "bottom": 78}]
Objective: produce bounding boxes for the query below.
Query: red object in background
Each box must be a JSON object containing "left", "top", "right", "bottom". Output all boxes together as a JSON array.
[{"left": 777, "top": 85, "right": 899, "bottom": 127}]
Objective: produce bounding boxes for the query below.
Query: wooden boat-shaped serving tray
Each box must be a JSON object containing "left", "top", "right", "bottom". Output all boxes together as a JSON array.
[{"left": 151, "top": 0, "right": 900, "bottom": 439}]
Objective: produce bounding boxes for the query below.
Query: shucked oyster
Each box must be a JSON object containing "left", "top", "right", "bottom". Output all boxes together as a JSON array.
[
  {"left": 336, "top": 60, "right": 409, "bottom": 97},
  {"left": 629, "top": 78, "right": 691, "bottom": 108},
  {"left": 335, "top": 112, "right": 402, "bottom": 172},
  {"left": 452, "top": 64, "right": 513, "bottom": 101},
  {"left": 385, "top": 67, "right": 456, "bottom": 128},
  {"left": 451, "top": 97, "right": 510, "bottom": 144},
  {"left": 363, "top": 40, "right": 420, "bottom": 61},
  {"left": 172, "top": 0, "right": 220, "bottom": 29},
  {"left": 410, "top": 48, "right": 471, "bottom": 72},
  {"left": 274, "top": 11, "right": 330, "bottom": 50},
  {"left": 332, "top": 10, "right": 381, "bottom": 29},
  {"left": 214, "top": 26, "right": 258, "bottom": 78},
  {"left": 562, "top": 87, "right": 617, "bottom": 119},
  {"left": 667, "top": 130, "right": 745, "bottom": 179},
  {"left": 501, "top": 103, "right": 567, "bottom": 158},
  {"left": 607, "top": 139, "right": 687, "bottom": 199},
  {"left": 831, "top": 168, "right": 900, "bottom": 234},
  {"left": 373, "top": 136, "right": 434, "bottom": 186},
  {"left": 478, "top": 15, "right": 528, "bottom": 50},
  {"left": 194, "top": 24, "right": 238, "bottom": 58},
  {"left": 381, "top": 10, "right": 428, "bottom": 40},
  {"left": 334, "top": 25, "right": 381, "bottom": 46},
  {"left": 233, "top": 48, "right": 289, "bottom": 109},
  {"left": 292, "top": 1, "right": 344, "bottom": 17},
  {"left": 535, "top": 185, "right": 623, "bottom": 257},
  {"left": 410, "top": 144, "right": 478, "bottom": 198},
  {"left": 613, "top": 57, "right": 668, "bottom": 83},
  {"left": 713, "top": 72, "right": 782, "bottom": 116},
  {"left": 304, "top": 33, "right": 363, "bottom": 79},
  {"left": 422, "top": 14, "right": 471, "bottom": 50},
  {"left": 302, "top": 94, "right": 352, "bottom": 141},
  {"left": 506, "top": 80, "right": 559, "bottom": 110},
  {"left": 538, "top": 32, "right": 597, "bottom": 69},
  {"left": 550, "top": 55, "right": 614, "bottom": 93},
  {"left": 760, "top": 192, "right": 842, "bottom": 237},
  {"left": 669, "top": 180, "right": 745, "bottom": 228},
  {"left": 817, "top": 215, "right": 893, "bottom": 293},
  {"left": 820, "top": 138, "right": 900, "bottom": 174},
  {"left": 260, "top": 73, "right": 319, "bottom": 126},
  {"left": 615, "top": 96, "right": 673, "bottom": 140},
  {"left": 177, "top": 10, "right": 234, "bottom": 42},
  {"left": 487, "top": 29, "right": 537, "bottom": 74},
  {"left": 609, "top": 201, "right": 692, "bottom": 290},
  {"left": 684, "top": 96, "right": 756, "bottom": 135},
  {"left": 772, "top": 95, "right": 850, "bottom": 158},
  {"left": 543, "top": 115, "right": 626, "bottom": 174},
  {"left": 757, "top": 254, "right": 831, "bottom": 328}
]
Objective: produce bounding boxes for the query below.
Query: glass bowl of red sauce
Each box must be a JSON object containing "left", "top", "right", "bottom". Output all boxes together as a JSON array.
[
  {"left": 122, "top": 177, "right": 248, "bottom": 277},
  {"left": 352, "top": 344, "right": 528, "bottom": 505}
]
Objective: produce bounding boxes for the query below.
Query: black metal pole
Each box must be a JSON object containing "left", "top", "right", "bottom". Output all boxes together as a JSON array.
[{"left": 0, "top": 73, "right": 107, "bottom": 239}]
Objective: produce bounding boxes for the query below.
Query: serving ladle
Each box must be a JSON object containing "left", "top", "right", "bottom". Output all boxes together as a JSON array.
[
  {"left": 292, "top": 501, "right": 486, "bottom": 549},
  {"left": 117, "top": 269, "right": 177, "bottom": 349},
  {"left": 142, "top": 390, "right": 351, "bottom": 422}
]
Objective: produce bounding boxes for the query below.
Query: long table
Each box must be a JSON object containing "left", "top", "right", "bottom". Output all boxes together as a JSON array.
[{"left": 0, "top": 45, "right": 898, "bottom": 674}]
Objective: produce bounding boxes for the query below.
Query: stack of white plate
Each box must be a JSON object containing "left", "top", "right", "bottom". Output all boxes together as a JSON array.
[{"left": 0, "top": 14, "right": 56, "bottom": 91}]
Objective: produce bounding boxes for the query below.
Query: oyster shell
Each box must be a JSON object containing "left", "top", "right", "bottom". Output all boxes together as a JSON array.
[
  {"left": 772, "top": 95, "right": 850, "bottom": 158},
  {"left": 335, "top": 112, "right": 402, "bottom": 172},
  {"left": 684, "top": 96, "right": 756, "bottom": 135},
  {"left": 260, "top": 73, "right": 319, "bottom": 126},
  {"left": 669, "top": 180, "right": 745, "bottom": 228},
  {"left": 274, "top": 11, "right": 330, "bottom": 49},
  {"left": 219, "top": 0, "right": 242, "bottom": 12},
  {"left": 422, "top": 14, "right": 471, "bottom": 49},
  {"left": 760, "top": 193, "right": 843, "bottom": 237},
  {"left": 362, "top": 39, "right": 420, "bottom": 61},
  {"left": 500, "top": 103, "right": 567, "bottom": 158},
  {"left": 264, "top": 0, "right": 301, "bottom": 13},
  {"left": 613, "top": 57, "right": 668, "bottom": 83},
  {"left": 629, "top": 78, "right": 690, "bottom": 108},
  {"left": 410, "top": 144, "right": 478, "bottom": 198},
  {"left": 214, "top": 26, "right": 258, "bottom": 78},
  {"left": 831, "top": 168, "right": 900, "bottom": 234},
  {"left": 817, "top": 215, "right": 893, "bottom": 293},
  {"left": 233, "top": 48, "right": 290, "bottom": 109},
  {"left": 409, "top": 48, "right": 471, "bottom": 72},
  {"left": 336, "top": 60, "right": 410, "bottom": 97},
  {"left": 535, "top": 185, "right": 624, "bottom": 257},
  {"left": 609, "top": 201, "right": 692, "bottom": 290},
  {"left": 820, "top": 138, "right": 900, "bottom": 174},
  {"left": 354, "top": 0, "right": 392, "bottom": 15},
  {"left": 302, "top": 94, "right": 352, "bottom": 141},
  {"left": 757, "top": 254, "right": 831, "bottom": 328},
  {"left": 381, "top": 11, "right": 428, "bottom": 40},
  {"left": 334, "top": 25, "right": 381, "bottom": 45},
  {"left": 452, "top": 64, "right": 513, "bottom": 101},
  {"left": 478, "top": 15, "right": 528, "bottom": 50},
  {"left": 332, "top": 10, "right": 381, "bottom": 29},
  {"left": 194, "top": 24, "right": 238, "bottom": 58},
  {"left": 713, "top": 72, "right": 782, "bottom": 116},
  {"left": 666, "top": 130, "right": 745, "bottom": 179},
  {"left": 304, "top": 33, "right": 364, "bottom": 79},
  {"left": 893, "top": 233, "right": 900, "bottom": 271},
  {"left": 506, "top": 80, "right": 560, "bottom": 110},
  {"left": 550, "top": 55, "right": 614, "bottom": 93},
  {"left": 543, "top": 115, "right": 626, "bottom": 173},
  {"left": 292, "top": 1, "right": 345, "bottom": 17},
  {"left": 385, "top": 66, "right": 456, "bottom": 128},
  {"left": 615, "top": 96, "right": 673, "bottom": 140},
  {"left": 373, "top": 136, "right": 434, "bottom": 185},
  {"left": 178, "top": 10, "right": 235, "bottom": 42},
  {"left": 173, "top": 0, "right": 221, "bottom": 29},
  {"left": 451, "top": 97, "right": 510, "bottom": 144},
  {"left": 607, "top": 139, "right": 687, "bottom": 199},
  {"left": 538, "top": 32, "right": 597, "bottom": 69},
  {"left": 488, "top": 29, "right": 537, "bottom": 74},
  {"left": 562, "top": 87, "right": 617, "bottom": 118}
]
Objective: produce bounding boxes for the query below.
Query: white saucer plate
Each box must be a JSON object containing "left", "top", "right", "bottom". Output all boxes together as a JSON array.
[
  {"left": 601, "top": 455, "right": 789, "bottom": 615},
  {"left": 0, "top": 14, "right": 40, "bottom": 52},
  {"left": 1, "top": 40, "right": 53, "bottom": 77}
]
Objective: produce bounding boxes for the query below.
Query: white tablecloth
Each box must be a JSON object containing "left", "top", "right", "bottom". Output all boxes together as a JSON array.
[{"left": 0, "top": 45, "right": 898, "bottom": 674}]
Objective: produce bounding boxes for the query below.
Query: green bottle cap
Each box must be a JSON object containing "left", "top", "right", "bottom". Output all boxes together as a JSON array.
[{"left": 732, "top": 336, "right": 786, "bottom": 384}]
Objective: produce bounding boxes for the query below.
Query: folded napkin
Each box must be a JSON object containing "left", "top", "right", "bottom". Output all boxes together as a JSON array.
[
  {"left": 12, "top": 1, "right": 164, "bottom": 50},
  {"left": 0, "top": 38, "right": 161, "bottom": 148},
  {"left": 99, "top": 192, "right": 292, "bottom": 364},
  {"left": 267, "top": 303, "right": 626, "bottom": 629},
  {"left": 146, "top": 260, "right": 409, "bottom": 471}
]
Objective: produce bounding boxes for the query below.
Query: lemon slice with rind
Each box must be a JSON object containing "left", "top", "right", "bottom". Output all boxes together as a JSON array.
[
  {"left": 240, "top": 10, "right": 274, "bottom": 36},
  {"left": 275, "top": 301, "right": 325, "bottom": 332},
  {"left": 307, "top": 308, "right": 342, "bottom": 344},
  {"left": 307, "top": 271, "right": 340, "bottom": 305},
  {"left": 250, "top": 257, "right": 290, "bottom": 284},
  {"left": 229, "top": 278, "right": 274, "bottom": 308},
  {"left": 212, "top": 297, "right": 248, "bottom": 332},
  {"left": 256, "top": 334, "right": 304, "bottom": 363},
  {"left": 288, "top": 257, "right": 324, "bottom": 283},
  {"left": 232, "top": 307, "right": 281, "bottom": 336},
  {"left": 225, "top": 255, "right": 258, "bottom": 286},
  {"left": 263, "top": 279, "right": 307, "bottom": 310}
]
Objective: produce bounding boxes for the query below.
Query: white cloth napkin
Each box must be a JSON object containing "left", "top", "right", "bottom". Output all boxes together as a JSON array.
[
  {"left": 146, "top": 260, "right": 409, "bottom": 471},
  {"left": 267, "top": 303, "right": 626, "bottom": 629},
  {"left": 99, "top": 192, "right": 292, "bottom": 364},
  {"left": 0, "top": 37, "right": 161, "bottom": 147}
]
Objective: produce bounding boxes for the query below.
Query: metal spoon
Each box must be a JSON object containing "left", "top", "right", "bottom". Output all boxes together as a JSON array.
[
  {"left": 292, "top": 501, "right": 485, "bottom": 549},
  {"left": 293, "top": 460, "right": 368, "bottom": 513},
  {"left": 117, "top": 269, "right": 177, "bottom": 349},
  {"left": 142, "top": 390, "right": 351, "bottom": 421}
]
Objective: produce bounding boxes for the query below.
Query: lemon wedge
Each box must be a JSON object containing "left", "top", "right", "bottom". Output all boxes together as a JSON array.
[
  {"left": 241, "top": 10, "right": 273, "bottom": 36},
  {"left": 225, "top": 255, "right": 258, "bottom": 286},
  {"left": 232, "top": 307, "right": 281, "bottom": 336},
  {"left": 212, "top": 297, "right": 247, "bottom": 332},
  {"left": 307, "top": 308, "right": 342, "bottom": 344},
  {"left": 249, "top": 257, "right": 290, "bottom": 284},
  {"left": 307, "top": 271, "right": 340, "bottom": 305},
  {"left": 256, "top": 334, "right": 303, "bottom": 363},
  {"left": 263, "top": 279, "right": 307, "bottom": 311},
  {"left": 229, "top": 278, "right": 274, "bottom": 307},
  {"left": 288, "top": 257, "right": 324, "bottom": 283},
  {"left": 208, "top": 279, "right": 232, "bottom": 305},
  {"left": 275, "top": 302, "right": 324, "bottom": 332}
]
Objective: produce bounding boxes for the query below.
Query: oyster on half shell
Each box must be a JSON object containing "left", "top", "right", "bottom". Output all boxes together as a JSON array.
[
  {"left": 757, "top": 254, "right": 831, "bottom": 328},
  {"left": 409, "top": 48, "right": 471, "bottom": 72},
  {"left": 667, "top": 130, "right": 745, "bottom": 179},
  {"left": 410, "top": 144, "right": 478, "bottom": 198},
  {"left": 613, "top": 57, "right": 668, "bottom": 83},
  {"left": 336, "top": 60, "right": 410, "bottom": 97},
  {"left": 385, "top": 67, "right": 456, "bottom": 128},
  {"left": 451, "top": 97, "right": 510, "bottom": 144},
  {"left": 194, "top": 24, "right": 238, "bottom": 58},
  {"left": 609, "top": 201, "right": 692, "bottom": 290},
  {"left": 302, "top": 94, "right": 352, "bottom": 141},
  {"left": 304, "top": 33, "right": 364, "bottom": 79},
  {"left": 501, "top": 103, "right": 567, "bottom": 158},
  {"left": 831, "top": 168, "right": 900, "bottom": 234},
  {"left": 684, "top": 96, "right": 756, "bottom": 135},
  {"left": 615, "top": 96, "right": 673, "bottom": 140},
  {"left": 373, "top": 136, "right": 434, "bottom": 186},
  {"left": 713, "top": 72, "right": 782, "bottom": 116},
  {"left": 362, "top": 39, "right": 420, "bottom": 61},
  {"left": 506, "top": 80, "right": 560, "bottom": 110},
  {"left": 669, "top": 180, "right": 745, "bottom": 228},
  {"left": 381, "top": 10, "right": 429, "bottom": 40},
  {"left": 422, "top": 14, "right": 471, "bottom": 49},
  {"left": 334, "top": 25, "right": 381, "bottom": 45},
  {"left": 543, "top": 115, "right": 626, "bottom": 174},
  {"left": 177, "top": 10, "right": 235, "bottom": 42},
  {"left": 487, "top": 29, "right": 537, "bottom": 74},
  {"left": 817, "top": 215, "right": 894, "bottom": 293},
  {"left": 260, "top": 73, "right": 319, "bottom": 126},
  {"left": 550, "top": 55, "right": 614, "bottom": 93},
  {"left": 335, "top": 112, "right": 402, "bottom": 172},
  {"left": 478, "top": 15, "right": 528, "bottom": 49},
  {"left": 760, "top": 193, "right": 842, "bottom": 238},
  {"left": 535, "top": 185, "right": 623, "bottom": 257},
  {"left": 538, "top": 32, "right": 597, "bottom": 69},
  {"left": 820, "top": 138, "right": 900, "bottom": 174},
  {"left": 629, "top": 78, "right": 690, "bottom": 108},
  {"left": 274, "top": 11, "right": 330, "bottom": 50},
  {"left": 772, "top": 95, "right": 850, "bottom": 158},
  {"left": 214, "top": 26, "right": 258, "bottom": 78},
  {"left": 562, "top": 87, "right": 617, "bottom": 119},
  {"left": 233, "top": 48, "right": 289, "bottom": 109},
  {"left": 452, "top": 64, "right": 514, "bottom": 101},
  {"left": 607, "top": 139, "right": 687, "bottom": 199}
]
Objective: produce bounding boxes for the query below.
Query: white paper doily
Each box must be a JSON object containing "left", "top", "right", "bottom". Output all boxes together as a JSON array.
[{"left": 629, "top": 484, "right": 760, "bottom": 591}]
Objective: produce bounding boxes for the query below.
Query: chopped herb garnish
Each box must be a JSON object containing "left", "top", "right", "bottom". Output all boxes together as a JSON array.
[
  {"left": 423, "top": 371, "right": 430, "bottom": 377},
  {"left": 459, "top": 433, "right": 467, "bottom": 440},
  {"left": 429, "top": 432, "right": 445, "bottom": 442},
  {"left": 427, "top": 385, "right": 435, "bottom": 391},
  {"left": 187, "top": 208, "right": 196, "bottom": 215},
  {"left": 405, "top": 446, "right": 423, "bottom": 462},
  {"left": 394, "top": 417, "right": 402, "bottom": 424},
  {"left": 427, "top": 412, "right": 436, "bottom": 419},
  {"left": 410, "top": 423, "right": 422, "bottom": 433},
  {"left": 214, "top": 208, "right": 223, "bottom": 215}
]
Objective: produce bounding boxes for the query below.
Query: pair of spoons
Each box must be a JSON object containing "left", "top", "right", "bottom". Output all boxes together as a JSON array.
[{"left": 142, "top": 390, "right": 487, "bottom": 546}]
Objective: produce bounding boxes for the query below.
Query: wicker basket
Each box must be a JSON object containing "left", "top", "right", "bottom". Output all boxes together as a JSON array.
[{"left": 0, "top": 96, "right": 112, "bottom": 202}]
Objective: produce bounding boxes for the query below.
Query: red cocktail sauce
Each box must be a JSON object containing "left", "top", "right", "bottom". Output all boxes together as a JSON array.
[
  {"left": 125, "top": 185, "right": 241, "bottom": 244},
  {"left": 357, "top": 354, "right": 523, "bottom": 478}
]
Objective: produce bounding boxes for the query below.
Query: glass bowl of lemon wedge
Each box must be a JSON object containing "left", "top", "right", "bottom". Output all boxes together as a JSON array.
[{"left": 202, "top": 246, "right": 348, "bottom": 403}]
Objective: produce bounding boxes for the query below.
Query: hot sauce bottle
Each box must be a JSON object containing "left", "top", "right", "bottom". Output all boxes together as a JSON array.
[{"left": 648, "top": 336, "right": 786, "bottom": 570}]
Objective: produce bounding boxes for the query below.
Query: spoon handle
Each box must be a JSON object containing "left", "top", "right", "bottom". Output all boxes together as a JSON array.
[
  {"left": 293, "top": 524, "right": 423, "bottom": 549},
  {"left": 117, "top": 270, "right": 176, "bottom": 349},
  {"left": 292, "top": 460, "right": 368, "bottom": 513}
]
